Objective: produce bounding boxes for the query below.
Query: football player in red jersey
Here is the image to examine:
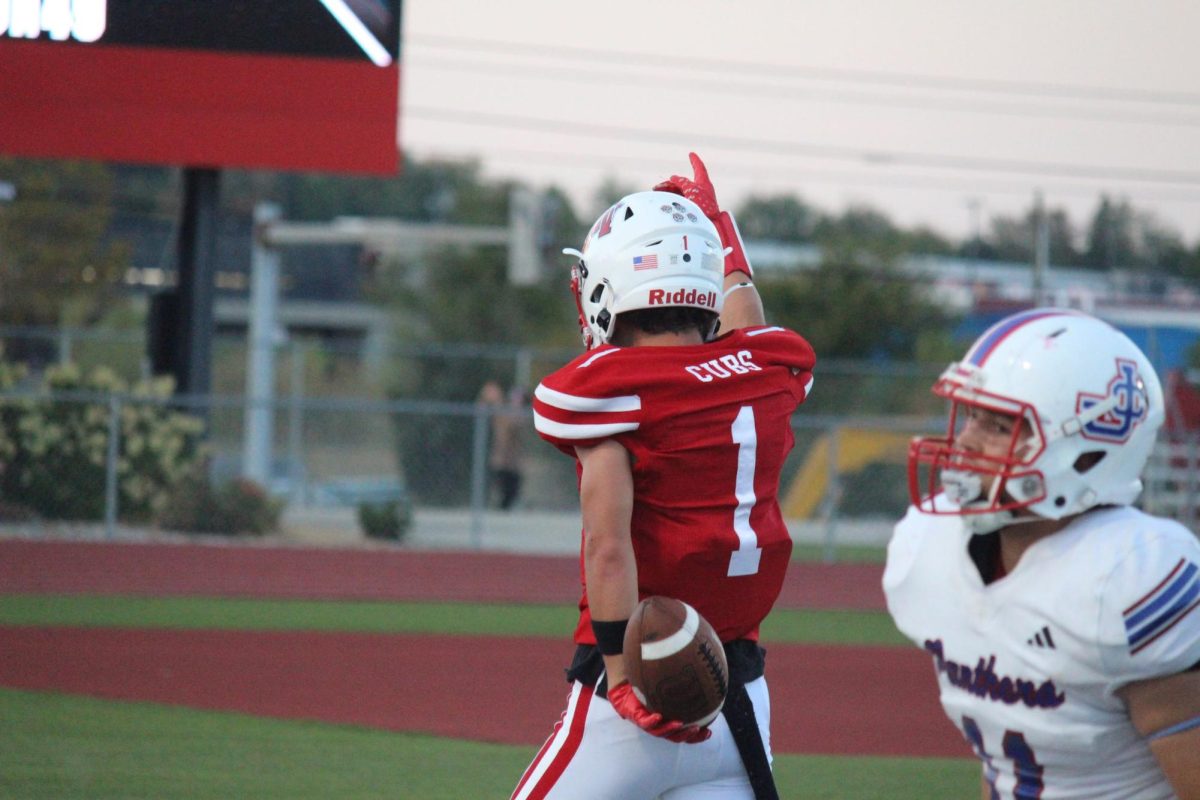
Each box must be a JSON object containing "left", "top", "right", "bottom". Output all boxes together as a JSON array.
[{"left": 510, "top": 154, "right": 815, "bottom": 800}]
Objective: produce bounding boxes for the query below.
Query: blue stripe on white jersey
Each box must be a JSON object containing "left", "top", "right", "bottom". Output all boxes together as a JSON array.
[{"left": 1124, "top": 559, "right": 1200, "bottom": 654}]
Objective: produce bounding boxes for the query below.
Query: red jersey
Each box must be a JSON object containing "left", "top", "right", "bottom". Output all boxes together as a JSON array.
[{"left": 532, "top": 325, "right": 816, "bottom": 644}]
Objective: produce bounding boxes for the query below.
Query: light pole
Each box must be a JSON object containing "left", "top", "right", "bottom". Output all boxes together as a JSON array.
[
  {"left": 966, "top": 197, "right": 983, "bottom": 294},
  {"left": 0, "top": 180, "right": 14, "bottom": 279},
  {"left": 1033, "top": 190, "right": 1050, "bottom": 307}
]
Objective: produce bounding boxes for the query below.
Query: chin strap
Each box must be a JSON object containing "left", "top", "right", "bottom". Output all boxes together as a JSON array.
[
  {"left": 943, "top": 468, "right": 1048, "bottom": 535},
  {"left": 961, "top": 509, "right": 1016, "bottom": 535},
  {"left": 962, "top": 509, "right": 1056, "bottom": 535}
]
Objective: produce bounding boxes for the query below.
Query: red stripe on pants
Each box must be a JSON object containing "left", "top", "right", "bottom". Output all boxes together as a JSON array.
[
  {"left": 511, "top": 719, "right": 562, "bottom": 798},
  {"left": 512, "top": 684, "right": 593, "bottom": 800}
]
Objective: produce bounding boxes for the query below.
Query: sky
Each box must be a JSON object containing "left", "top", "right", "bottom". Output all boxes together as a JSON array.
[{"left": 398, "top": 0, "right": 1200, "bottom": 247}]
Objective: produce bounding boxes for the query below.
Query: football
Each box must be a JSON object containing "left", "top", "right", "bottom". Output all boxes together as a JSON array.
[{"left": 622, "top": 596, "right": 728, "bottom": 727}]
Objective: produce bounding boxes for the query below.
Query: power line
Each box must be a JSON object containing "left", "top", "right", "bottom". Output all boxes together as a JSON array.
[
  {"left": 406, "top": 144, "right": 1200, "bottom": 206},
  {"left": 408, "top": 33, "right": 1200, "bottom": 109},
  {"left": 405, "top": 105, "right": 1200, "bottom": 187},
  {"left": 406, "top": 54, "right": 1200, "bottom": 130}
]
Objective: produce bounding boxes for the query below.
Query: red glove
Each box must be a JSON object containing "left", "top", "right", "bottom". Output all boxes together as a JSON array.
[
  {"left": 654, "top": 152, "right": 752, "bottom": 279},
  {"left": 607, "top": 681, "right": 712, "bottom": 744}
]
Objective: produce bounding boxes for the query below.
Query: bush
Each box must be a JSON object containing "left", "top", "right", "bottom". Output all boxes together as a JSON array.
[
  {"left": 0, "top": 499, "right": 38, "bottom": 522},
  {"left": 160, "top": 474, "right": 282, "bottom": 536},
  {"left": 0, "top": 362, "right": 204, "bottom": 521},
  {"left": 357, "top": 499, "right": 412, "bottom": 542}
]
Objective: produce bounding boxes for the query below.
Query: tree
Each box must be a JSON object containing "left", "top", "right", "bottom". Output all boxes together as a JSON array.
[
  {"left": 590, "top": 176, "right": 636, "bottom": 219},
  {"left": 249, "top": 156, "right": 512, "bottom": 225},
  {"left": 733, "top": 195, "right": 816, "bottom": 242},
  {"left": 0, "top": 159, "right": 131, "bottom": 337},
  {"left": 760, "top": 262, "right": 947, "bottom": 360},
  {"left": 1186, "top": 243, "right": 1200, "bottom": 286},
  {"left": 1084, "top": 195, "right": 1139, "bottom": 270},
  {"left": 811, "top": 205, "right": 906, "bottom": 262},
  {"left": 984, "top": 205, "right": 1081, "bottom": 266},
  {"left": 381, "top": 244, "right": 575, "bottom": 505},
  {"left": 757, "top": 256, "right": 954, "bottom": 415},
  {"left": 1136, "top": 211, "right": 1189, "bottom": 277},
  {"left": 1082, "top": 195, "right": 1190, "bottom": 279},
  {"left": 535, "top": 187, "right": 583, "bottom": 265},
  {"left": 903, "top": 226, "right": 956, "bottom": 257}
]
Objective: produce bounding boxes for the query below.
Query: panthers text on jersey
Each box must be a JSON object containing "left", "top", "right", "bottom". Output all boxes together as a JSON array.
[
  {"left": 884, "top": 503, "right": 1200, "bottom": 799},
  {"left": 532, "top": 325, "right": 815, "bottom": 645}
]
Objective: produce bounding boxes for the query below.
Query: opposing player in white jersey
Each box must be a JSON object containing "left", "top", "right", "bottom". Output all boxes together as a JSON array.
[
  {"left": 510, "top": 155, "right": 815, "bottom": 800},
  {"left": 884, "top": 308, "right": 1200, "bottom": 799}
]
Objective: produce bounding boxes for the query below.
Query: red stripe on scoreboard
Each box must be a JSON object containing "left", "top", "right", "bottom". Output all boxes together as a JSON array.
[{"left": 0, "top": 39, "right": 399, "bottom": 174}]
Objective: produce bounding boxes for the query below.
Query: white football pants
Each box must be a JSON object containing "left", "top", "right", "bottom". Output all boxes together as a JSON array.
[{"left": 511, "top": 676, "right": 772, "bottom": 800}]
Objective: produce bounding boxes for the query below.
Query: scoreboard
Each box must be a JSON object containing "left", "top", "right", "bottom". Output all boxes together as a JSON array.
[{"left": 0, "top": 0, "right": 402, "bottom": 174}]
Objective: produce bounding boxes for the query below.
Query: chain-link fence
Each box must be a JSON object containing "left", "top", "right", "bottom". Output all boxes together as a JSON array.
[
  {"left": 0, "top": 387, "right": 1195, "bottom": 556},
  {"left": 0, "top": 326, "right": 1196, "bottom": 556}
]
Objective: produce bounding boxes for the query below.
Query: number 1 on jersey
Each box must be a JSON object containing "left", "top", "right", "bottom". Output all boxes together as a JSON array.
[{"left": 728, "top": 406, "right": 762, "bottom": 576}]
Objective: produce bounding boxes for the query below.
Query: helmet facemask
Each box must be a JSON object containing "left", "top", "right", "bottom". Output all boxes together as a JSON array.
[
  {"left": 909, "top": 379, "right": 1048, "bottom": 533},
  {"left": 568, "top": 257, "right": 594, "bottom": 349}
]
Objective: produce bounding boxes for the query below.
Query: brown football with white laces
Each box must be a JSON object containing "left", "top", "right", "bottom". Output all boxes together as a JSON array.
[{"left": 622, "top": 596, "right": 728, "bottom": 726}]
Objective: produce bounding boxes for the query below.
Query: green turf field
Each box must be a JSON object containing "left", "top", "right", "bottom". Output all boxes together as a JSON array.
[
  {"left": 0, "top": 594, "right": 908, "bottom": 646},
  {"left": 0, "top": 688, "right": 977, "bottom": 799},
  {"left": 791, "top": 542, "right": 887, "bottom": 564},
  {"left": 0, "top": 593, "right": 965, "bottom": 797}
]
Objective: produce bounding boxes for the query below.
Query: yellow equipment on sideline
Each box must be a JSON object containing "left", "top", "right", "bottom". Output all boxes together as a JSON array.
[{"left": 783, "top": 428, "right": 913, "bottom": 519}]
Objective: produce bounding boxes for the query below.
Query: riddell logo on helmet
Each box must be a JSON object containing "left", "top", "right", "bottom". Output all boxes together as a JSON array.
[{"left": 648, "top": 288, "right": 718, "bottom": 308}]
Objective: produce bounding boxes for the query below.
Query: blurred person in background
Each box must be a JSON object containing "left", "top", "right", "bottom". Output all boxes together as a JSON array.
[
  {"left": 478, "top": 380, "right": 526, "bottom": 510},
  {"left": 511, "top": 154, "right": 816, "bottom": 800},
  {"left": 492, "top": 386, "right": 527, "bottom": 510},
  {"left": 884, "top": 309, "right": 1200, "bottom": 799}
]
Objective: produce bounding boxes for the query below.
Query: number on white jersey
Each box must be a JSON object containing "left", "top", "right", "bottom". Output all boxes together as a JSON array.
[{"left": 963, "top": 715, "right": 1045, "bottom": 798}]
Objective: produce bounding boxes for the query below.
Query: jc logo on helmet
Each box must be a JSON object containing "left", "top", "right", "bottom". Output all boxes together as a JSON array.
[{"left": 1077, "top": 359, "right": 1149, "bottom": 443}]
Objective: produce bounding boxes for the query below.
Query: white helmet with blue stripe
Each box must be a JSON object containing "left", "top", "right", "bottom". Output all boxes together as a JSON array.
[{"left": 909, "top": 308, "right": 1165, "bottom": 532}]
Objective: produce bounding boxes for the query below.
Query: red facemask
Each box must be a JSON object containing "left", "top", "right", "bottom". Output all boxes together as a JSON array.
[{"left": 908, "top": 378, "right": 1047, "bottom": 517}]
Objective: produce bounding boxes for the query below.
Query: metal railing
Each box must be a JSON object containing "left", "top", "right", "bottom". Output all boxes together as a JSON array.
[
  {"left": 1, "top": 389, "right": 1194, "bottom": 556},
  {"left": 1143, "top": 434, "right": 1200, "bottom": 522}
]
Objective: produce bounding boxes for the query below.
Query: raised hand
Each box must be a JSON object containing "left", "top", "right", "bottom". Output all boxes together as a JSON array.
[
  {"left": 654, "top": 152, "right": 721, "bottom": 220},
  {"left": 655, "top": 152, "right": 752, "bottom": 279}
]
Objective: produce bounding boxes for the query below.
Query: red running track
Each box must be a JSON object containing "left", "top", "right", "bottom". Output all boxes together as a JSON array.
[
  {"left": 0, "top": 538, "right": 970, "bottom": 759},
  {"left": 0, "top": 539, "right": 887, "bottom": 610},
  {"left": 0, "top": 626, "right": 968, "bottom": 758}
]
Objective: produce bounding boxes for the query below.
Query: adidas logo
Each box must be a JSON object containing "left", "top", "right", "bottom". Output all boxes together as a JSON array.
[{"left": 1027, "top": 626, "right": 1056, "bottom": 649}]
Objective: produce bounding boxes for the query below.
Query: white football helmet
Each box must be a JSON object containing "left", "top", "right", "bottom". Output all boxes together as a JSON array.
[
  {"left": 909, "top": 309, "right": 1164, "bottom": 533},
  {"left": 564, "top": 191, "right": 727, "bottom": 349}
]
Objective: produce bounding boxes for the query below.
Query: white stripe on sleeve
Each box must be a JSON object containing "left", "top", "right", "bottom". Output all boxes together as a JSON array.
[
  {"left": 533, "top": 411, "right": 640, "bottom": 440},
  {"left": 534, "top": 384, "right": 641, "bottom": 414}
]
